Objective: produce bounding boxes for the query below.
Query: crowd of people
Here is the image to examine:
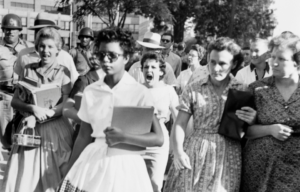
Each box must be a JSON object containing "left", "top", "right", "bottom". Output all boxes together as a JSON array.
[{"left": 0, "top": 11, "right": 300, "bottom": 192}]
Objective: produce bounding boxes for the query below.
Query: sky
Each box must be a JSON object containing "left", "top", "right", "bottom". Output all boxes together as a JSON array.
[{"left": 272, "top": 0, "right": 300, "bottom": 37}]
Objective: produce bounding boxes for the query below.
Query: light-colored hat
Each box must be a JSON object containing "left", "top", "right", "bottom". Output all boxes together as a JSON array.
[
  {"left": 28, "top": 12, "right": 60, "bottom": 30},
  {"left": 136, "top": 31, "right": 165, "bottom": 49}
]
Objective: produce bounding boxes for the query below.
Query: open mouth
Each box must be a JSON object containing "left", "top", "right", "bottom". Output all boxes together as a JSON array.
[{"left": 146, "top": 74, "right": 153, "bottom": 81}]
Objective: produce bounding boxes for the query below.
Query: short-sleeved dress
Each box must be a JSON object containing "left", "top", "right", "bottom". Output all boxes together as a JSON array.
[
  {"left": 2, "top": 61, "right": 74, "bottom": 192},
  {"left": 242, "top": 76, "right": 300, "bottom": 192},
  {"left": 164, "top": 74, "right": 246, "bottom": 192},
  {"left": 59, "top": 72, "right": 155, "bottom": 192}
]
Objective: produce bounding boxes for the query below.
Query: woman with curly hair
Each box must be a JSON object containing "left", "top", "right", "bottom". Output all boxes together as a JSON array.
[
  {"left": 242, "top": 33, "right": 300, "bottom": 192},
  {"left": 58, "top": 27, "right": 164, "bottom": 192},
  {"left": 164, "top": 37, "right": 256, "bottom": 192}
]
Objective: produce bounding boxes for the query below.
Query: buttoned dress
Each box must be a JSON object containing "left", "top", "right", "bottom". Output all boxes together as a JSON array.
[
  {"left": 164, "top": 75, "right": 246, "bottom": 192},
  {"left": 59, "top": 72, "right": 154, "bottom": 192},
  {"left": 242, "top": 76, "right": 300, "bottom": 192},
  {"left": 14, "top": 47, "right": 79, "bottom": 86},
  {"left": 2, "top": 61, "right": 74, "bottom": 192}
]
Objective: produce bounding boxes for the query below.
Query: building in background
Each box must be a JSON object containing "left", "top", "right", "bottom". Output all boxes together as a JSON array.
[{"left": 0, "top": 0, "right": 150, "bottom": 47}]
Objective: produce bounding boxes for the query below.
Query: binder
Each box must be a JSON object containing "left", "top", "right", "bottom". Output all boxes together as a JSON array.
[{"left": 107, "top": 106, "right": 154, "bottom": 156}]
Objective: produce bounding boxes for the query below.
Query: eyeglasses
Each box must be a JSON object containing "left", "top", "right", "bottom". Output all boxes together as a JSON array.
[
  {"left": 96, "top": 51, "right": 124, "bottom": 62},
  {"left": 161, "top": 39, "right": 171, "bottom": 43}
]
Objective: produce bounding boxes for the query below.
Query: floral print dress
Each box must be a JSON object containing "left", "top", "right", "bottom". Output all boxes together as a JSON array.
[
  {"left": 164, "top": 75, "right": 246, "bottom": 192},
  {"left": 242, "top": 76, "right": 300, "bottom": 192}
]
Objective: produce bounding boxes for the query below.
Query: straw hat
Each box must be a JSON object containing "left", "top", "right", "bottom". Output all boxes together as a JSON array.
[
  {"left": 136, "top": 31, "right": 165, "bottom": 49},
  {"left": 28, "top": 12, "right": 60, "bottom": 30}
]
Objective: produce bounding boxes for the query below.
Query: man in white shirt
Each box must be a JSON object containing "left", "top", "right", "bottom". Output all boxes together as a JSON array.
[
  {"left": 128, "top": 32, "right": 177, "bottom": 86},
  {"left": 235, "top": 38, "right": 272, "bottom": 85}
]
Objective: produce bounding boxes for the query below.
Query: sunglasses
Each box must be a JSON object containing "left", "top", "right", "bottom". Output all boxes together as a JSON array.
[
  {"left": 96, "top": 51, "right": 124, "bottom": 62},
  {"left": 161, "top": 39, "right": 171, "bottom": 43}
]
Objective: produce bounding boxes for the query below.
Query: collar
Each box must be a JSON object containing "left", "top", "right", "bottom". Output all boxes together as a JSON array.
[
  {"left": 29, "top": 61, "right": 62, "bottom": 81},
  {"left": 199, "top": 74, "right": 242, "bottom": 87},
  {"left": 97, "top": 71, "right": 137, "bottom": 88},
  {"left": 77, "top": 44, "right": 92, "bottom": 52},
  {"left": 250, "top": 62, "right": 270, "bottom": 73},
  {"left": 1, "top": 38, "right": 25, "bottom": 47}
]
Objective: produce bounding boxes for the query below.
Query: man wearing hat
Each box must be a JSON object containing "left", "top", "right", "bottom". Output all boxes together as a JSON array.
[
  {"left": 14, "top": 12, "right": 79, "bottom": 86},
  {"left": 161, "top": 31, "right": 182, "bottom": 78},
  {"left": 69, "top": 27, "right": 94, "bottom": 75},
  {"left": 128, "top": 31, "right": 177, "bottom": 86},
  {"left": 0, "top": 13, "right": 34, "bottom": 54}
]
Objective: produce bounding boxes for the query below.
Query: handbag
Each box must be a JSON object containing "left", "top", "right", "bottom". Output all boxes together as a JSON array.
[
  {"left": 12, "top": 116, "right": 41, "bottom": 148},
  {"left": 218, "top": 89, "right": 255, "bottom": 140}
]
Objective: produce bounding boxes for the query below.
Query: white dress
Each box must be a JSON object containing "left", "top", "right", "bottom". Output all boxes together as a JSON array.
[{"left": 59, "top": 72, "right": 154, "bottom": 192}]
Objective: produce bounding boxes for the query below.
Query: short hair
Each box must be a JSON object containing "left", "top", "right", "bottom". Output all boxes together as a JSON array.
[
  {"left": 190, "top": 44, "right": 205, "bottom": 60},
  {"left": 250, "top": 38, "right": 269, "bottom": 49},
  {"left": 207, "top": 37, "right": 241, "bottom": 65},
  {"left": 94, "top": 27, "right": 135, "bottom": 59},
  {"left": 162, "top": 31, "right": 174, "bottom": 42},
  {"left": 140, "top": 52, "right": 166, "bottom": 80},
  {"left": 269, "top": 35, "right": 300, "bottom": 65},
  {"left": 177, "top": 42, "right": 186, "bottom": 51},
  {"left": 35, "top": 27, "right": 62, "bottom": 51}
]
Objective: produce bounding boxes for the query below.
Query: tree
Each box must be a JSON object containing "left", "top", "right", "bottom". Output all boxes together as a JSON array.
[
  {"left": 58, "top": 0, "right": 173, "bottom": 28},
  {"left": 194, "top": 0, "right": 276, "bottom": 47},
  {"left": 151, "top": 0, "right": 201, "bottom": 42}
]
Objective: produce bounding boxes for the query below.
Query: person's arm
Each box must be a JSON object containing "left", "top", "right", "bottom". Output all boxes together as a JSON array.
[
  {"left": 104, "top": 114, "right": 164, "bottom": 147},
  {"left": 171, "top": 110, "right": 192, "bottom": 170},
  {"left": 11, "top": 88, "right": 49, "bottom": 121},
  {"left": 61, "top": 121, "right": 93, "bottom": 176},
  {"left": 246, "top": 124, "right": 293, "bottom": 141},
  {"left": 169, "top": 87, "right": 179, "bottom": 120},
  {"left": 63, "top": 98, "right": 81, "bottom": 124}
]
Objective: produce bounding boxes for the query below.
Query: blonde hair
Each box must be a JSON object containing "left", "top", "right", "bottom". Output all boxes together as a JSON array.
[{"left": 35, "top": 27, "right": 62, "bottom": 51}]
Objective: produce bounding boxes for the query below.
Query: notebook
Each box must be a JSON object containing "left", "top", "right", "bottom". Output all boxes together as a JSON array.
[{"left": 107, "top": 106, "right": 154, "bottom": 156}]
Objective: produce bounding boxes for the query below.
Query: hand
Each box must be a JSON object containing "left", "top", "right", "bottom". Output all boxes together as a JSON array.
[
  {"left": 173, "top": 151, "right": 192, "bottom": 171},
  {"left": 22, "top": 115, "right": 36, "bottom": 128},
  {"left": 236, "top": 107, "right": 257, "bottom": 125},
  {"left": 45, "top": 109, "right": 55, "bottom": 118},
  {"left": 270, "top": 124, "right": 293, "bottom": 141},
  {"left": 32, "top": 106, "right": 49, "bottom": 122},
  {"left": 104, "top": 127, "right": 125, "bottom": 147}
]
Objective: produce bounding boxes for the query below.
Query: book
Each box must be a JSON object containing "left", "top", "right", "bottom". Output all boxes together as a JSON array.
[
  {"left": 18, "top": 80, "right": 61, "bottom": 109},
  {"left": 18, "top": 79, "right": 62, "bottom": 123},
  {"left": 107, "top": 106, "right": 154, "bottom": 157}
]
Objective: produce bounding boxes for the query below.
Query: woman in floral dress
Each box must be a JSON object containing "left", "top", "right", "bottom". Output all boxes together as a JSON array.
[
  {"left": 242, "top": 33, "right": 300, "bottom": 192},
  {"left": 164, "top": 37, "right": 256, "bottom": 192}
]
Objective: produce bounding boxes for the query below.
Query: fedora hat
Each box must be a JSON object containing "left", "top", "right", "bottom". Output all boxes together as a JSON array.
[
  {"left": 137, "top": 31, "right": 165, "bottom": 49},
  {"left": 28, "top": 12, "right": 60, "bottom": 30}
]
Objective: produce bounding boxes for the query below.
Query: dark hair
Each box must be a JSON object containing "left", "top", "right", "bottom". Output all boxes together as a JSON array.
[
  {"left": 140, "top": 52, "right": 166, "bottom": 80},
  {"left": 162, "top": 31, "right": 174, "bottom": 42},
  {"left": 242, "top": 46, "right": 250, "bottom": 50},
  {"left": 177, "top": 42, "right": 186, "bottom": 51},
  {"left": 207, "top": 37, "right": 241, "bottom": 65},
  {"left": 94, "top": 27, "right": 135, "bottom": 59},
  {"left": 190, "top": 44, "right": 205, "bottom": 60},
  {"left": 269, "top": 34, "right": 300, "bottom": 65}
]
